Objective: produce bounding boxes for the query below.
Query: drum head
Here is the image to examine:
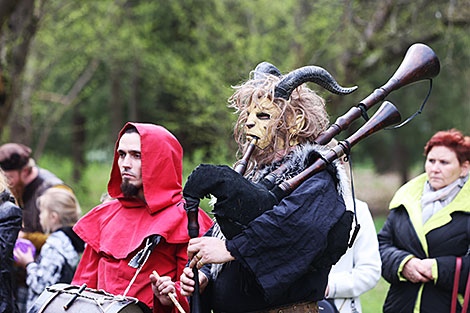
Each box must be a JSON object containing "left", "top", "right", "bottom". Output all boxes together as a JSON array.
[{"left": 28, "top": 283, "right": 152, "bottom": 313}]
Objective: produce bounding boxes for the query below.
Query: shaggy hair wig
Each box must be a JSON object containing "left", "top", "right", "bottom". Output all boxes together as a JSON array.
[{"left": 229, "top": 72, "right": 329, "bottom": 170}]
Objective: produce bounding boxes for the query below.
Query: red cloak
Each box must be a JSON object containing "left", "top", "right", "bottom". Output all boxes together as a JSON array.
[{"left": 72, "top": 122, "right": 213, "bottom": 312}]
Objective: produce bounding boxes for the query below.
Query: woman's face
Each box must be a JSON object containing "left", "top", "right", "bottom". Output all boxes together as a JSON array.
[{"left": 425, "top": 145, "right": 469, "bottom": 190}]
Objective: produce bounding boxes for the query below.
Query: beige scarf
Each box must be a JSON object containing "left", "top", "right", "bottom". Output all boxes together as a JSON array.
[{"left": 421, "top": 174, "right": 469, "bottom": 224}]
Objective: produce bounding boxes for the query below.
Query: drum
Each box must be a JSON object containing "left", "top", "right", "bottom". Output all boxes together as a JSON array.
[{"left": 28, "top": 283, "right": 152, "bottom": 313}]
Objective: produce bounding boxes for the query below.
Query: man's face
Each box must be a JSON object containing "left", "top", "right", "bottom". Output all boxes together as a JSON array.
[
  {"left": 245, "top": 97, "right": 281, "bottom": 149},
  {"left": 3, "top": 169, "right": 22, "bottom": 189},
  {"left": 3, "top": 169, "right": 26, "bottom": 200},
  {"left": 117, "top": 132, "right": 143, "bottom": 196}
]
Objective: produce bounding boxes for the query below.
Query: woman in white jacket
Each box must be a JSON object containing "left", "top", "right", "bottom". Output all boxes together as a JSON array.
[{"left": 325, "top": 199, "right": 382, "bottom": 313}]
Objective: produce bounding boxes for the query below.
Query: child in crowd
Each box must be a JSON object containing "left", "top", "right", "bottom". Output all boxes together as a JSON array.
[{"left": 14, "top": 188, "right": 84, "bottom": 310}]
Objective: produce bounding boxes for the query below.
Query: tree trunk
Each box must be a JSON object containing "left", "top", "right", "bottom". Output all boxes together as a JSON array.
[
  {"left": 109, "top": 67, "right": 124, "bottom": 140},
  {"left": 0, "top": 1, "right": 17, "bottom": 29},
  {"left": 394, "top": 138, "right": 409, "bottom": 185},
  {"left": 72, "top": 104, "right": 85, "bottom": 183},
  {"left": 9, "top": 53, "right": 38, "bottom": 146},
  {"left": 129, "top": 63, "right": 140, "bottom": 121},
  {"left": 0, "top": 0, "right": 39, "bottom": 135},
  {"left": 33, "top": 58, "right": 99, "bottom": 160}
]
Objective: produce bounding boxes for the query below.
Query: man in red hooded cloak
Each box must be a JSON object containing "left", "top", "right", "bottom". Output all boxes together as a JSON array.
[{"left": 72, "top": 122, "right": 213, "bottom": 312}]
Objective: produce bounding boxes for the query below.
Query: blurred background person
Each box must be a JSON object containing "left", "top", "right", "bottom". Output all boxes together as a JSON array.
[
  {"left": 14, "top": 188, "right": 84, "bottom": 311},
  {"left": 0, "top": 169, "right": 22, "bottom": 313},
  {"left": 99, "top": 191, "right": 114, "bottom": 203},
  {"left": 0, "top": 143, "right": 67, "bottom": 247},
  {"left": 324, "top": 152, "right": 381, "bottom": 313},
  {"left": 325, "top": 199, "right": 381, "bottom": 313},
  {"left": 379, "top": 129, "right": 470, "bottom": 313},
  {"left": 0, "top": 143, "right": 70, "bottom": 312}
]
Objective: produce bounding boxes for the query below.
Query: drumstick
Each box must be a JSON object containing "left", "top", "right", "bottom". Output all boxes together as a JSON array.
[
  {"left": 64, "top": 283, "right": 87, "bottom": 310},
  {"left": 152, "top": 270, "right": 187, "bottom": 313}
]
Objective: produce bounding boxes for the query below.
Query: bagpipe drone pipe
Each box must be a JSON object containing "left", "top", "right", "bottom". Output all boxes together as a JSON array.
[{"left": 184, "top": 100, "right": 401, "bottom": 240}]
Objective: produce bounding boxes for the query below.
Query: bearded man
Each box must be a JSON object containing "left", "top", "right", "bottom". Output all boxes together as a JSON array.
[
  {"left": 177, "top": 64, "right": 356, "bottom": 313},
  {"left": 0, "top": 143, "right": 68, "bottom": 313},
  {"left": 72, "top": 123, "right": 213, "bottom": 312},
  {"left": 0, "top": 143, "right": 67, "bottom": 243}
]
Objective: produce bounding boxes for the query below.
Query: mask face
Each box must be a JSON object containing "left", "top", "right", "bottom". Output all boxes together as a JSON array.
[{"left": 244, "top": 97, "right": 281, "bottom": 149}]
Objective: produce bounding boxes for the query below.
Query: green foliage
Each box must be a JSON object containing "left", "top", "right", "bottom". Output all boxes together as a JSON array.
[
  {"left": 37, "top": 154, "right": 111, "bottom": 214},
  {"left": 360, "top": 215, "right": 389, "bottom": 312},
  {"left": 2, "top": 0, "right": 470, "bottom": 185},
  {"left": 361, "top": 277, "right": 390, "bottom": 312},
  {"left": 38, "top": 150, "right": 229, "bottom": 216}
]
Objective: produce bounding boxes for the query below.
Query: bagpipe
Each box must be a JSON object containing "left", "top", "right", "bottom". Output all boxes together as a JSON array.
[{"left": 184, "top": 43, "right": 440, "bottom": 313}]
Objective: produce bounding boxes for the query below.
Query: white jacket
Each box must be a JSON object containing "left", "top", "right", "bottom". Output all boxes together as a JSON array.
[{"left": 326, "top": 199, "right": 381, "bottom": 313}]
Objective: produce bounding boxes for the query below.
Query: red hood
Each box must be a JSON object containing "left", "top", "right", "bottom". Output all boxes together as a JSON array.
[
  {"left": 108, "top": 122, "right": 183, "bottom": 213},
  {"left": 74, "top": 123, "right": 213, "bottom": 259}
]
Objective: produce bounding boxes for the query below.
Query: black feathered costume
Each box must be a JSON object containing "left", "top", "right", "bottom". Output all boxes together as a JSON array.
[{"left": 184, "top": 144, "right": 352, "bottom": 313}]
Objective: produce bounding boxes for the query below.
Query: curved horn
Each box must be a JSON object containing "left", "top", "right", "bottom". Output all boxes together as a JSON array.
[
  {"left": 274, "top": 66, "right": 358, "bottom": 100},
  {"left": 253, "top": 61, "right": 282, "bottom": 80}
]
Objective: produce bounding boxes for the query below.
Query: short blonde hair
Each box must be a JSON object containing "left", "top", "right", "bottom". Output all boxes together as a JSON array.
[{"left": 37, "top": 188, "right": 81, "bottom": 230}]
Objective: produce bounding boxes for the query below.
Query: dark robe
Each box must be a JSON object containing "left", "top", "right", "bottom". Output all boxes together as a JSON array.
[{"left": 198, "top": 164, "right": 351, "bottom": 312}]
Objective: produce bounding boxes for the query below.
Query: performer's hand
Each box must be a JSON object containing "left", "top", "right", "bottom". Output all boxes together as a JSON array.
[
  {"left": 402, "top": 257, "right": 433, "bottom": 283},
  {"left": 188, "top": 237, "right": 235, "bottom": 269},
  {"left": 13, "top": 246, "right": 34, "bottom": 268},
  {"left": 180, "top": 267, "right": 208, "bottom": 297},
  {"left": 149, "top": 274, "right": 176, "bottom": 307}
]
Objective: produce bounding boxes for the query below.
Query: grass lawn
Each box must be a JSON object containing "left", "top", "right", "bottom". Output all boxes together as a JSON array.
[
  {"left": 359, "top": 215, "right": 389, "bottom": 312},
  {"left": 360, "top": 277, "right": 389, "bottom": 312}
]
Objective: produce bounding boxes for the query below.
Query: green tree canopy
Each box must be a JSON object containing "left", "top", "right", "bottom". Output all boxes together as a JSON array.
[{"left": 0, "top": 0, "right": 468, "bottom": 184}]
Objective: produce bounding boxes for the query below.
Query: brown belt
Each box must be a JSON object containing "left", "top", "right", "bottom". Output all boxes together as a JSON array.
[{"left": 253, "top": 301, "right": 319, "bottom": 313}]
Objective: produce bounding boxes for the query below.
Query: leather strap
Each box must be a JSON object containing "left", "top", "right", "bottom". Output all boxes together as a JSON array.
[
  {"left": 253, "top": 301, "right": 318, "bottom": 313},
  {"left": 463, "top": 264, "right": 470, "bottom": 313},
  {"left": 452, "top": 257, "right": 462, "bottom": 313}
]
